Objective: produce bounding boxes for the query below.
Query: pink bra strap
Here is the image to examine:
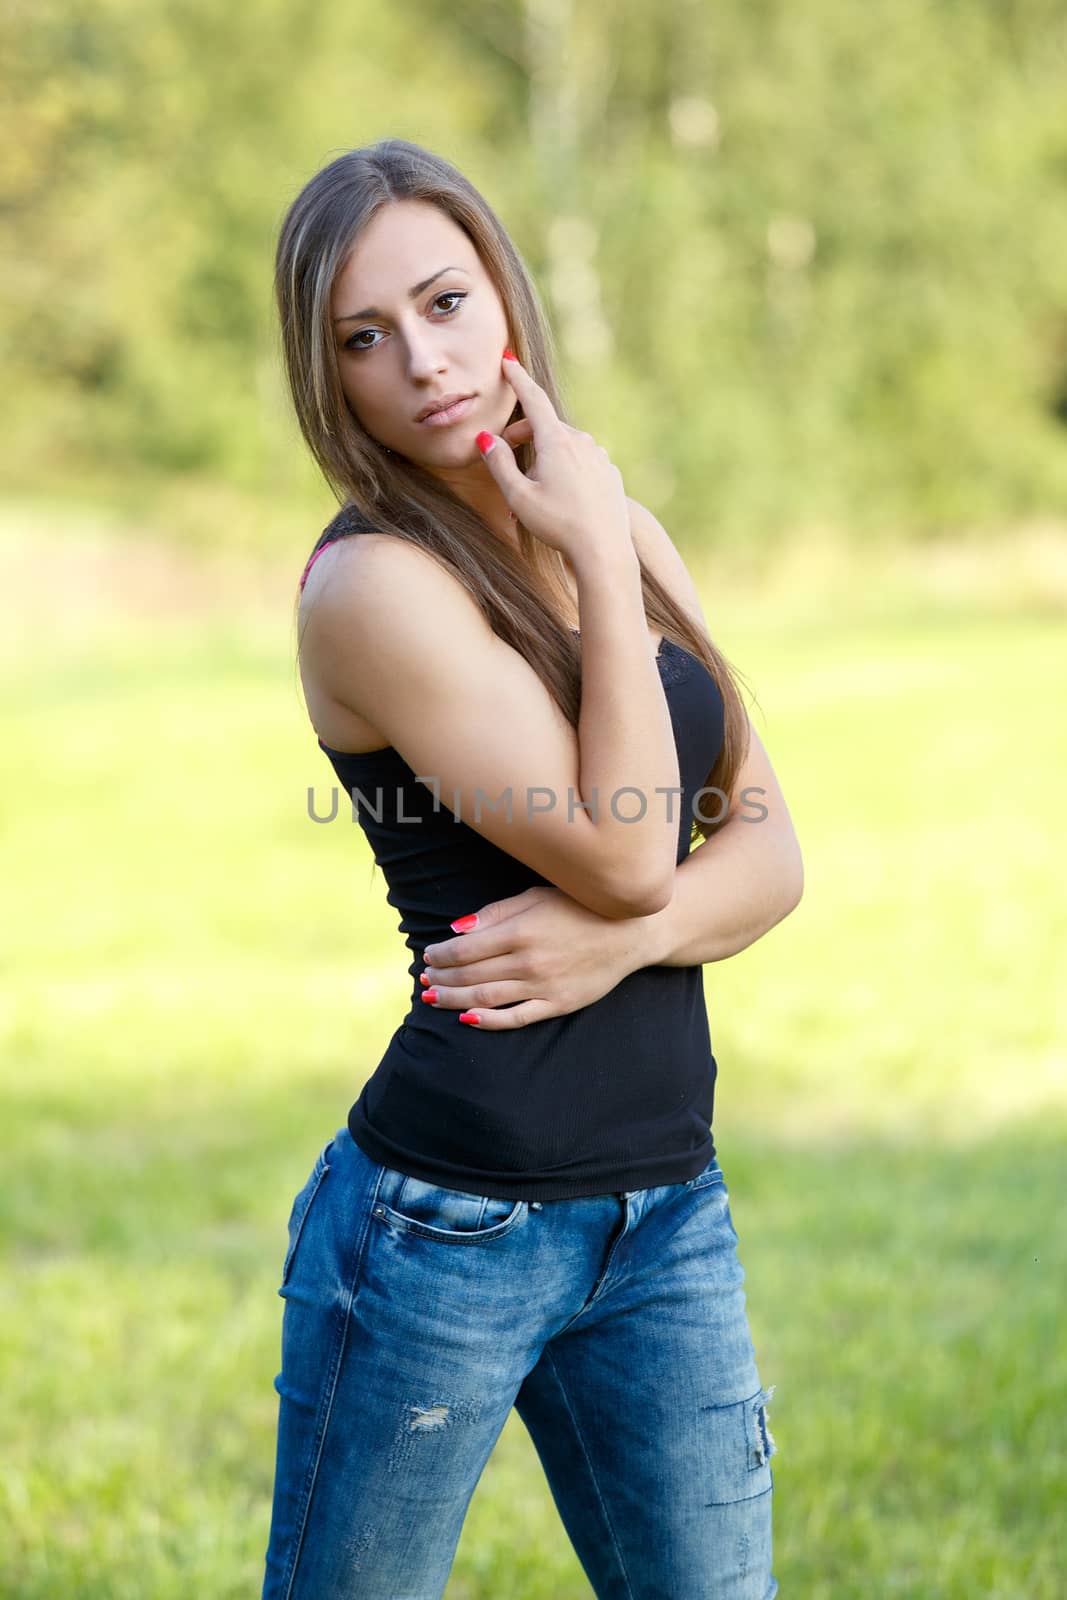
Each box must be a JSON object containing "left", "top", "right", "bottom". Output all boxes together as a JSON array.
[{"left": 299, "top": 535, "right": 343, "bottom": 592}]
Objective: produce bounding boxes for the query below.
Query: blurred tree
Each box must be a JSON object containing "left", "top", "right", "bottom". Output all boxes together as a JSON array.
[{"left": 2, "top": 0, "right": 1066, "bottom": 549}]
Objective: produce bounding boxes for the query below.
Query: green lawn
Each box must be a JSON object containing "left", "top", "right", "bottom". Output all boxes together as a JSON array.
[{"left": 1, "top": 511, "right": 1064, "bottom": 1596}]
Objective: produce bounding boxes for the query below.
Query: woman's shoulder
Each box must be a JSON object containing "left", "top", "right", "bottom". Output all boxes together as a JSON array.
[
  {"left": 298, "top": 504, "right": 382, "bottom": 593},
  {"left": 298, "top": 522, "right": 489, "bottom": 666}
]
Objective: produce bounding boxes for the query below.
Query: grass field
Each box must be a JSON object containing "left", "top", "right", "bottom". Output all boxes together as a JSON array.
[{"left": 1, "top": 505, "right": 1064, "bottom": 1597}]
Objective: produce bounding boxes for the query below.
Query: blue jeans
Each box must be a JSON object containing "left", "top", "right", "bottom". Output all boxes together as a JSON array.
[{"left": 262, "top": 1127, "right": 778, "bottom": 1599}]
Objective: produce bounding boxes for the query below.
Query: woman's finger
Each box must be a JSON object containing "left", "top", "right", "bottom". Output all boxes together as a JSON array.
[
  {"left": 456, "top": 997, "right": 559, "bottom": 1031},
  {"left": 500, "top": 417, "right": 534, "bottom": 449},
  {"left": 500, "top": 351, "right": 560, "bottom": 439},
  {"left": 420, "top": 978, "right": 535, "bottom": 1012},
  {"left": 475, "top": 423, "right": 536, "bottom": 515},
  {"left": 421, "top": 952, "right": 530, "bottom": 988}
]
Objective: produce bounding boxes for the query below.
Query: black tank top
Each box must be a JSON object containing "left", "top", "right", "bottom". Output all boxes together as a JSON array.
[{"left": 302, "top": 509, "right": 724, "bottom": 1201}]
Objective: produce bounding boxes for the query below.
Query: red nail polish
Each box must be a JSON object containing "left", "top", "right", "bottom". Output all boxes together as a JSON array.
[
  {"left": 475, "top": 431, "right": 495, "bottom": 455},
  {"left": 451, "top": 914, "right": 478, "bottom": 932},
  {"left": 419, "top": 973, "right": 430, "bottom": 987},
  {"left": 422, "top": 989, "right": 438, "bottom": 1003},
  {"left": 503, "top": 347, "right": 516, "bottom": 361},
  {"left": 459, "top": 1011, "right": 480, "bottom": 1025}
]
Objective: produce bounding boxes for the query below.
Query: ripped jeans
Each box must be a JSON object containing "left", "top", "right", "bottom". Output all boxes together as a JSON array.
[{"left": 261, "top": 1127, "right": 778, "bottom": 1600}]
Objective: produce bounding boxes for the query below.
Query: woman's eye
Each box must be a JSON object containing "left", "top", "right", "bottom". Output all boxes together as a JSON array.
[{"left": 345, "top": 290, "right": 467, "bottom": 354}]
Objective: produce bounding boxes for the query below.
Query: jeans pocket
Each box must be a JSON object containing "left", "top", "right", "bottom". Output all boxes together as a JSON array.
[
  {"left": 686, "top": 1154, "right": 727, "bottom": 1194},
  {"left": 279, "top": 1137, "right": 333, "bottom": 1290},
  {"left": 373, "top": 1171, "right": 526, "bottom": 1245}
]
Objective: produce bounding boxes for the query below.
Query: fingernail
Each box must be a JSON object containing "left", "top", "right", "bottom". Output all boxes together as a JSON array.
[
  {"left": 459, "top": 1011, "right": 480, "bottom": 1025},
  {"left": 421, "top": 989, "right": 438, "bottom": 1003},
  {"left": 451, "top": 914, "right": 478, "bottom": 932},
  {"left": 503, "top": 347, "right": 516, "bottom": 361},
  {"left": 476, "top": 431, "right": 496, "bottom": 455},
  {"left": 419, "top": 972, "right": 430, "bottom": 987}
]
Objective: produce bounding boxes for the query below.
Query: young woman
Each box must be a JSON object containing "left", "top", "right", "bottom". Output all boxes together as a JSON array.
[{"left": 263, "top": 138, "right": 803, "bottom": 1600}]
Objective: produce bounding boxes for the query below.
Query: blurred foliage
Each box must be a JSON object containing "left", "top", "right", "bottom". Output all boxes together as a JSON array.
[{"left": 3, "top": 0, "right": 1067, "bottom": 552}]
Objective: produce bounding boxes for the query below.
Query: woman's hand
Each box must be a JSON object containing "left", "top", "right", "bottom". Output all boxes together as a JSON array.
[
  {"left": 418, "top": 885, "right": 658, "bottom": 1029},
  {"left": 475, "top": 353, "right": 632, "bottom": 564}
]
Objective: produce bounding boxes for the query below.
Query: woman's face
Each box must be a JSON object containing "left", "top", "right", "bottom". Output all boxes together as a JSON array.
[{"left": 330, "top": 200, "right": 515, "bottom": 478}]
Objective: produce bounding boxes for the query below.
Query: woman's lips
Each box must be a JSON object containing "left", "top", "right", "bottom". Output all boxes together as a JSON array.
[{"left": 418, "top": 395, "right": 476, "bottom": 427}]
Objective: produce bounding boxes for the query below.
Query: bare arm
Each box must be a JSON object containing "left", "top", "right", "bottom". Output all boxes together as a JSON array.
[
  {"left": 639, "top": 720, "right": 804, "bottom": 966},
  {"left": 473, "top": 357, "right": 682, "bottom": 911},
  {"left": 625, "top": 494, "right": 805, "bottom": 961},
  {"left": 568, "top": 538, "right": 680, "bottom": 911},
  {"left": 300, "top": 533, "right": 677, "bottom": 920}
]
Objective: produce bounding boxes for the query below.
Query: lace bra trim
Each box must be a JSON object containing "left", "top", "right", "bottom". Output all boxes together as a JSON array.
[{"left": 569, "top": 628, "right": 692, "bottom": 686}]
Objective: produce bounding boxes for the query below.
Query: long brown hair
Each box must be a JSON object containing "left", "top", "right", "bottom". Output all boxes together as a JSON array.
[{"left": 274, "top": 138, "right": 751, "bottom": 843}]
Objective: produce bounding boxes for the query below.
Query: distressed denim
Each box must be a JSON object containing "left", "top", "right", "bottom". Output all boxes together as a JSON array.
[{"left": 261, "top": 1127, "right": 778, "bottom": 1600}]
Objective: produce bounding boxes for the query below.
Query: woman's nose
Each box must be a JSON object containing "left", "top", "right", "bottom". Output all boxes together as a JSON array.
[{"left": 404, "top": 339, "right": 446, "bottom": 381}]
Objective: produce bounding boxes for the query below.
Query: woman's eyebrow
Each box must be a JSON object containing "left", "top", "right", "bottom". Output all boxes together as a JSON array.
[{"left": 333, "top": 266, "right": 470, "bottom": 324}]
